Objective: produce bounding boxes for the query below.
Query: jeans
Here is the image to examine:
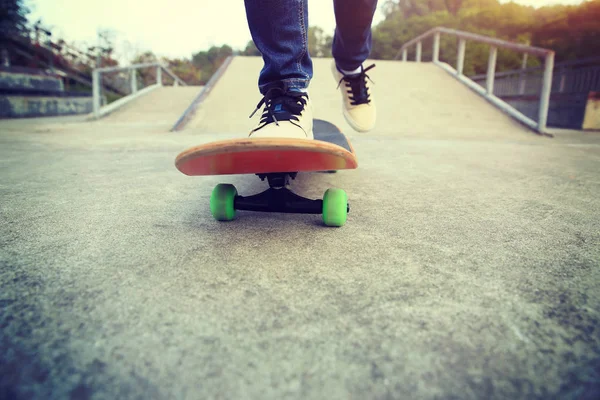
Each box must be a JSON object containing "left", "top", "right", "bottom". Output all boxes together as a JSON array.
[{"left": 244, "top": 0, "right": 378, "bottom": 94}]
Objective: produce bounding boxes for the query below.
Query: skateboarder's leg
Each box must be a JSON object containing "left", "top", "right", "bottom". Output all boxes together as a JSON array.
[
  {"left": 244, "top": 0, "right": 312, "bottom": 93},
  {"left": 244, "top": 0, "right": 314, "bottom": 140},
  {"left": 331, "top": 0, "right": 378, "bottom": 133}
]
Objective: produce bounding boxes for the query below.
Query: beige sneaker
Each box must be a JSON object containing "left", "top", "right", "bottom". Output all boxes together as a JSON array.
[
  {"left": 249, "top": 88, "right": 313, "bottom": 139},
  {"left": 331, "top": 60, "right": 376, "bottom": 132}
]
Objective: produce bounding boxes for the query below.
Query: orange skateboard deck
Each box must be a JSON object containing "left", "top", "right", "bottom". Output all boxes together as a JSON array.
[
  {"left": 175, "top": 119, "right": 357, "bottom": 227},
  {"left": 175, "top": 119, "right": 357, "bottom": 176}
]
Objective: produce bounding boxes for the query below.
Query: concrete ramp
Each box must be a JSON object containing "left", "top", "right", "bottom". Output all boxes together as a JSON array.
[
  {"left": 101, "top": 86, "right": 203, "bottom": 130},
  {"left": 185, "top": 56, "right": 533, "bottom": 140}
]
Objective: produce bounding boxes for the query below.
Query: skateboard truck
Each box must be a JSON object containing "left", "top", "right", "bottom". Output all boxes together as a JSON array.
[
  {"left": 257, "top": 172, "right": 297, "bottom": 189},
  {"left": 209, "top": 172, "right": 350, "bottom": 226},
  {"left": 233, "top": 172, "right": 349, "bottom": 215}
]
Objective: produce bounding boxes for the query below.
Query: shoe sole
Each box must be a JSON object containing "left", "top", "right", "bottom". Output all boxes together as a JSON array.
[{"left": 342, "top": 108, "right": 375, "bottom": 133}]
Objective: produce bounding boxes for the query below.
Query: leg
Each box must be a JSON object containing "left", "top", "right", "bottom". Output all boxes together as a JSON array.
[
  {"left": 243, "top": 0, "right": 314, "bottom": 139},
  {"left": 244, "top": 0, "right": 312, "bottom": 93},
  {"left": 330, "top": 0, "right": 378, "bottom": 133},
  {"left": 332, "top": 0, "right": 378, "bottom": 71}
]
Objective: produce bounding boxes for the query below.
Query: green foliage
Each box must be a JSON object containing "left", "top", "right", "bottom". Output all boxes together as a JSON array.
[
  {"left": 372, "top": 0, "right": 600, "bottom": 73},
  {"left": 192, "top": 44, "right": 233, "bottom": 83},
  {"left": 241, "top": 40, "right": 260, "bottom": 56},
  {"left": 308, "top": 26, "right": 332, "bottom": 57},
  {"left": 166, "top": 58, "right": 202, "bottom": 85},
  {"left": 531, "top": 0, "right": 600, "bottom": 62},
  {"left": 132, "top": 50, "right": 157, "bottom": 65}
]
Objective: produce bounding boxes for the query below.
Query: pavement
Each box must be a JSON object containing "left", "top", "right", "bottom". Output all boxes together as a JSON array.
[{"left": 1, "top": 57, "right": 599, "bottom": 400}]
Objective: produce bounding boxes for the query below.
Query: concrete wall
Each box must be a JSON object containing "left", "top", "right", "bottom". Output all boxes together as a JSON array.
[
  {"left": 0, "top": 70, "right": 63, "bottom": 92},
  {"left": 582, "top": 91, "right": 600, "bottom": 130},
  {"left": 0, "top": 95, "right": 92, "bottom": 118},
  {"left": 504, "top": 92, "right": 589, "bottom": 130}
]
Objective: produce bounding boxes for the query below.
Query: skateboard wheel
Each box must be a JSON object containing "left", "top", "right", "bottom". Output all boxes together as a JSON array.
[
  {"left": 210, "top": 184, "right": 237, "bottom": 221},
  {"left": 322, "top": 188, "right": 348, "bottom": 227}
]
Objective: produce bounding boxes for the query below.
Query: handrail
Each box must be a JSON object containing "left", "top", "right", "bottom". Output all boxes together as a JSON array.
[
  {"left": 395, "top": 27, "right": 555, "bottom": 135},
  {"left": 91, "top": 62, "right": 187, "bottom": 118},
  {"left": 470, "top": 56, "right": 600, "bottom": 80},
  {"left": 396, "top": 27, "right": 552, "bottom": 59},
  {"left": 95, "top": 62, "right": 186, "bottom": 86}
]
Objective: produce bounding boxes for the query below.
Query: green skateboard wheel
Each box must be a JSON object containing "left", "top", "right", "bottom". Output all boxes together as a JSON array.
[
  {"left": 210, "top": 184, "right": 237, "bottom": 221},
  {"left": 322, "top": 188, "right": 348, "bottom": 227}
]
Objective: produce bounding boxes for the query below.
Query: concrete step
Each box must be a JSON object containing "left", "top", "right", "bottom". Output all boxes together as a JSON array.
[
  {"left": 0, "top": 93, "right": 92, "bottom": 118},
  {"left": 0, "top": 67, "right": 63, "bottom": 92}
]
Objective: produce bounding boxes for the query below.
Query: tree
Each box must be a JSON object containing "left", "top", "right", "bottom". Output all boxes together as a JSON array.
[
  {"left": 165, "top": 58, "right": 201, "bottom": 85},
  {"left": 394, "top": 0, "right": 449, "bottom": 18},
  {"left": 308, "top": 26, "right": 332, "bottom": 57},
  {"left": 444, "top": 0, "right": 463, "bottom": 16},
  {"left": 129, "top": 51, "right": 158, "bottom": 87},
  {"left": 192, "top": 44, "right": 233, "bottom": 84},
  {"left": 242, "top": 40, "right": 260, "bottom": 56},
  {"left": 370, "top": 0, "right": 599, "bottom": 74}
]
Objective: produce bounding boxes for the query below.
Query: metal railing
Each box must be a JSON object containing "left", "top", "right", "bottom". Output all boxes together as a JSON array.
[
  {"left": 395, "top": 27, "right": 555, "bottom": 134},
  {"left": 468, "top": 57, "right": 600, "bottom": 129},
  {"left": 92, "top": 62, "right": 187, "bottom": 118},
  {"left": 470, "top": 56, "right": 600, "bottom": 96}
]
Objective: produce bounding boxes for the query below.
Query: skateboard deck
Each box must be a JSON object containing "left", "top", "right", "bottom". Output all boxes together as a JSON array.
[
  {"left": 175, "top": 119, "right": 357, "bottom": 176},
  {"left": 175, "top": 119, "right": 356, "bottom": 227}
]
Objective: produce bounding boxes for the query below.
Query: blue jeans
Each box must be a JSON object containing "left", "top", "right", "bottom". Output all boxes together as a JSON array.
[{"left": 244, "top": 0, "right": 378, "bottom": 94}]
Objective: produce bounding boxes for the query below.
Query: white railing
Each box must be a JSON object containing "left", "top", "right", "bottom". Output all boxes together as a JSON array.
[
  {"left": 395, "top": 27, "right": 555, "bottom": 134},
  {"left": 92, "top": 62, "right": 186, "bottom": 119}
]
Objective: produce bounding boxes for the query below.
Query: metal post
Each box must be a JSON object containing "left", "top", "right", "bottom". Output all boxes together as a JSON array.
[
  {"left": 486, "top": 46, "right": 497, "bottom": 95},
  {"left": 521, "top": 53, "right": 528, "bottom": 69},
  {"left": 130, "top": 68, "right": 137, "bottom": 93},
  {"left": 538, "top": 52, "right": 555, "bottom": 133},
  {"left": 416, "top": 41, "right": 422, "bottom": 62},
  {"left": 457, "top": 39, "right": 466, "bottom": 76},
  {"left": 157, "top": 66, "right": 162, "bottom": 86},
  {"left": 518, "top": 73, "right": 526, "bottom": 95},
  {"left": 559, "top": 68, "right": 566, "bottom": 92},
  {"left": 433, "top": 32, "right": 440, "bottom": 63},
  {"left": 518, "top": 53, "right": 528, "bottom": 95},
  {"left": 93, "top": 69, "right": 101, "bottom": 118},
  {"left": 402, "top": 49, "right": 407, "bottom": 62}
]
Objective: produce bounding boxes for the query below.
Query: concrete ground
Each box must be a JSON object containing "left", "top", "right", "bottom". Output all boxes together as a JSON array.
[{"left": 1, "top": 58, "right": 599, "bottom": 400}]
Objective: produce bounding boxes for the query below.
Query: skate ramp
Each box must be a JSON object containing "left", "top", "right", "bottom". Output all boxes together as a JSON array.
[
  {"left": 185, "top": 56, "right": 535, "bottom": 141},
  {"left": 101, "top": 86, "right": 203, "bottom": 131}
]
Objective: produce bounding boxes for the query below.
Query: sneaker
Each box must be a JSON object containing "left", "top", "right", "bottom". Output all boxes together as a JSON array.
[
  {"left": 249, "top": 87, "right": 313, "bottom": 139},
  {"left": 331, "top": 61, "right": 376, "bottom": 132}
]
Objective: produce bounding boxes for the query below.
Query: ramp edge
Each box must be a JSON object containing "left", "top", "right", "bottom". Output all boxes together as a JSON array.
[{"left": 170, "top": 56, "right": 234, "bottom": 132}]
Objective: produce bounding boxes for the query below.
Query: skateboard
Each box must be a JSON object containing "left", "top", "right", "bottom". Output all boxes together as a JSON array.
[{"left": 175, "top": 119, "right": 357, "bottom": 226}]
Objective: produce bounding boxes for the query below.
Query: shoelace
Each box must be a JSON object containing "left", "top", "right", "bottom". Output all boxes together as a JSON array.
[
  {"left": 336, "top": 64, "right": 375, "bottom": 106},
  {"left": 249, "top": 87, "right": 308, "bottom": 127}
]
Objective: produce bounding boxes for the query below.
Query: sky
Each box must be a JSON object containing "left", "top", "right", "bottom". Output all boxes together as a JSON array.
[{"left": 26, "top": 0, "right": 586, "bottom": 63}]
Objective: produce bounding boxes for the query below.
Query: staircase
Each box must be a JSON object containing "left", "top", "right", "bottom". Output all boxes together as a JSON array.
[{"left": 0, "top": 66, "right": 93, "bottom": 118}]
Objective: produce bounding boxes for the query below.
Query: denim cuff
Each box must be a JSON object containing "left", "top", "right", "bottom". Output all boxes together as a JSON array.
[{"left": 259, "top": 78, "right": 310, "bottom": 94}]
